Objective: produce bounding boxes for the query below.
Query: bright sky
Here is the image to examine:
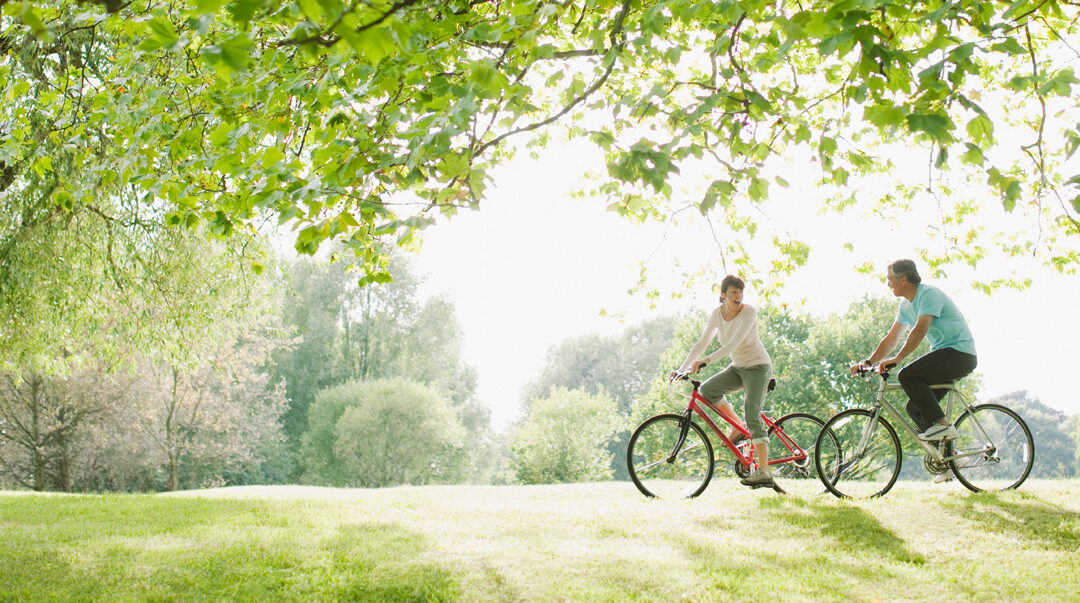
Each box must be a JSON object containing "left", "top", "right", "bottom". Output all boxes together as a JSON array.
[{"left": 413, "top": 140, "right": 1080, "bottom": 431}]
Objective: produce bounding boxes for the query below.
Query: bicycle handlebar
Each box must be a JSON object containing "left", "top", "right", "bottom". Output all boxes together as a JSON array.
[
  {"left": 855, "top": 363, "right": 896, "bottom": 379},
  {"left": 670, "top": 362, "right": 707, "bottom": 382}
]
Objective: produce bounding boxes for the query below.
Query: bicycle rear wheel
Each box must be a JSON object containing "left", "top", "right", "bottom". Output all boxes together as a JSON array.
[
  {"left": 767, "top": 413, "right": 831, "bottom": 496},
  {"left": 815, "top": 409, "right": 902, "bottom": 499},
  {"left": 627, "top": 414, "right": 714, "bottom": 499},
  {"left": 950, "top": 403, "right": 1034, "bottom": 492}
]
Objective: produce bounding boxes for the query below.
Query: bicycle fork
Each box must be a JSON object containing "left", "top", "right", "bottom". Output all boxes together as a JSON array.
[{"left": 666, "top": 410, "right": 694, "bottom": 463}]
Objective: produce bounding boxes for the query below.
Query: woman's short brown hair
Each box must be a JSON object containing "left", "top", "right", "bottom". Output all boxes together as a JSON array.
[{"left": 720, "top": 274, "right": 745, "bottom": 293}]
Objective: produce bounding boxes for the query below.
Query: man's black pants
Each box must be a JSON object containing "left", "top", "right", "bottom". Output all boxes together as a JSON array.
[{"left": 897, "top": 347, "right": 978, "bottom": 432}]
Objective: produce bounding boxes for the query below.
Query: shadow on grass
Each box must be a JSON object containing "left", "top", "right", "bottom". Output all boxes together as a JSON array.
[
  {"left": 757, "top": 496, "right": 925, "bottom": 565},
  {"left": 943, "top": 491, "right": 1080, "bottom": 551}
]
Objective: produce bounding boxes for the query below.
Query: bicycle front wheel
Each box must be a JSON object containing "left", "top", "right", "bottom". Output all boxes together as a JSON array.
[
  {"left": 950, "top": 403, "right": 1034, "bottom": 492},
  {"left": 627, "top": 414, "right": 715, "bottom": 499},
  {"left": 815, "top": 409, "right": 902, "bottom": 499},
  {"left": 767, "top": 413, "right": 831, "bottom": 495}
]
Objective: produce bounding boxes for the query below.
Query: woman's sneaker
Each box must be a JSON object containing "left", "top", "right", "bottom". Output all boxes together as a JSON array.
[
  {"left": 918, "top": 424, "right": 958, "bottom": 441},
  {"left": 740, "top": 471, "right": 774, "bottom": 488}
]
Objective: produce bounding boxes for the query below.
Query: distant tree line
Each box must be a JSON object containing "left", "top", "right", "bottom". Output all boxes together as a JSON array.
[{"left": 0, "top": 245, "right": 500, "bottom": 491}]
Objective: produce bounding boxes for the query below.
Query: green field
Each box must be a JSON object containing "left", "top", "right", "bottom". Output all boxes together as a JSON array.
[{"left": 2, "top": 480, "right": 1078, "bottom": 601}]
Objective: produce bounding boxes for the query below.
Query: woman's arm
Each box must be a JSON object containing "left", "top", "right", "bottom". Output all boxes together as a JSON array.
[{"left": 677, "top": 310, "right": 720, "bottom": 373}]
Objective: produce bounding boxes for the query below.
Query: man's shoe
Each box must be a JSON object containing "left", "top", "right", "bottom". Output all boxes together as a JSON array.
[
  {"left": 729, "top": 430, "right": 748, "bottom": 445},
  {"left": 918, "top": 424, "right": 958, "bottom": 441},
  {"left": 933, "top": 472, "right": 954, "bottom": 484},
  {"left": 740, "top": 471, "right": 774, "bottom": 488}
]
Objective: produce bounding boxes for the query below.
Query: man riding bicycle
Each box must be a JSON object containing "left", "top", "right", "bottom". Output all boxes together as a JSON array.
[{"left": 850, "top": 259, "right": 978, "bottom": 446}]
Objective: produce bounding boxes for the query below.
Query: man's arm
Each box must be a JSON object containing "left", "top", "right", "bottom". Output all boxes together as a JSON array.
[
  {"left": 880, "top": 314, "right": 933, "bottom": 369},
  {"left": 851, "top": 322, "right": 906, "bottom": 376}
]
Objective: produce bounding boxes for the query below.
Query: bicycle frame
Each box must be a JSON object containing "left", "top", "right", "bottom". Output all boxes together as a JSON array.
[
  {"left": 670, "top": 379, "right": 808, "bottom": 470},
  {"left": 855, "top": 375, "right": 997, "bottom": 464}
]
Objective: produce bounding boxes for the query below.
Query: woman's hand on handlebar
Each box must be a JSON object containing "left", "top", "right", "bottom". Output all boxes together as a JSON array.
[{"left": 669, "top": 360, "right": 708, "bottom": 383}]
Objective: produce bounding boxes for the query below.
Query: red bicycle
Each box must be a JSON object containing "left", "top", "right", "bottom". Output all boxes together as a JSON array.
[{"left": 627, "top": 370, "right": 833, "bottom": 498}]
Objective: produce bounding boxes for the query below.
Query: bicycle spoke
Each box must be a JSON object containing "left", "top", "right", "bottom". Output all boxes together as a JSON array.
[
  {"left": 767, "top": 413, "right": 829, "bottom": 496},
  {"left": 815, "top": 409, "right": 901, "bottom": 499},
  {"left": 950, "top": 404, "right": 1033, "bottom": 492},
  {"left": 628, "top": 414, "right": 714, "bottom": 499}
]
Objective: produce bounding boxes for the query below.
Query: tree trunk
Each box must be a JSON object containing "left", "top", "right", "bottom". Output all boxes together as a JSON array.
[
  {"left": 167, "top": 451, "right": 178, "bottom": 491},
  {"left": 166, "top": 366, "right": 180, "bottom": 491},
  {"left": 29, "top": 374, "right": 46, "bottom": 491}
]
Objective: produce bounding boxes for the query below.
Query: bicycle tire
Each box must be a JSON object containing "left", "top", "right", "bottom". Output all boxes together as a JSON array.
[
  {"left": 627, "top": 414, "right": 715, "bottom": 499},
  {"left": 949, "top": 403, "right": 1034, "bottom": 492},
  {"left": 767, "top": 413, "right": 831, "bottom": 495},
  {"left": 815, "top": 409, "right": 902, "bottom": 499}
]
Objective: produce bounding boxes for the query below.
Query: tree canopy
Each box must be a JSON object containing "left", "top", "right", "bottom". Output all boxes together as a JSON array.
[{"left": 4, "top": 0, "right": 1078, "bottom": 287}]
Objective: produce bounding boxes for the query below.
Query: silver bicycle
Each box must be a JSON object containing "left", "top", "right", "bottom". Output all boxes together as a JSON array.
[{"left": 814, "top": 366, "right": 1034, "bottom": 499}]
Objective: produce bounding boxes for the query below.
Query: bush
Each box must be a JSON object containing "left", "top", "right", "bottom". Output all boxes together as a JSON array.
[
  {"left": 511, "top": 388, "right": 623, "bottom": 484},
  {"left": 299, "top": 379, "right": 466, "bottom": 487}
]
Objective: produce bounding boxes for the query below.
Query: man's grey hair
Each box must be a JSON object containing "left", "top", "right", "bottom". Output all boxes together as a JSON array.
[{"left": 888, "top": 259, "right": 922, "bottom": 284}]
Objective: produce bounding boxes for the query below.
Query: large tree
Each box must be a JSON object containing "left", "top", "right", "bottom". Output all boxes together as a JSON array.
[{"left": 5, "top": 0, "right": 1078, "bottom": 286}]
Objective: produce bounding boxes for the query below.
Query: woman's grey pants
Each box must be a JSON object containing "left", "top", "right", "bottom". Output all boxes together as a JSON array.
[{"left": 700, "top": 363, "right": 773, "bottom": 441}]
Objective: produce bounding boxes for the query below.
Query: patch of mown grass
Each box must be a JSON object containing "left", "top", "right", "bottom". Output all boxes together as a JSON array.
[
  {"left": 0, "top": 494, "right": 460, "bottom": 601},
  {"left": 1, "top": 481, "right": 1078, "bottom": 601}
]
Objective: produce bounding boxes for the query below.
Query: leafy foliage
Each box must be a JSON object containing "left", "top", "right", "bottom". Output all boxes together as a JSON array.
[
  {"left": 298, "top": 378, "right": 467, "bottom": 487},
  {"left": 4, "top": 0, "right": 1078, "bottom": 288},
  {"left": 511, "top": 387, "right": 623, "bottom": 484}
]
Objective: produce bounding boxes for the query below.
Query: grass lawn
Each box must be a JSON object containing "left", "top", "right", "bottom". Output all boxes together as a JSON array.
[{"left": 1, "top": 479, "right": 1078, "bottom": 601}]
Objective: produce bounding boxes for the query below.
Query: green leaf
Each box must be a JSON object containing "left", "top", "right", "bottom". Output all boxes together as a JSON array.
[
  {"left": 227, "top": 0, "right": 263, "bottom": 23},
  {"left": 200, "top": 33, "right": 253, "bottom": 75},
  {"left": 748, "top": 177, "right": 769, "bottom": 201},
  {"left": 906, "top": 113, "right": 952, "bottom": 142},
  {"left": 139, "top": 17, "right": 180, "bottom": 52},
  {"left": 965, "top": 114, "right": 994, "bottom": 146},
  {"left": 18, "top": 3, "right": 46, "bottom": 33},
  {"left": 701, "top": 180, "right": 735, "bottom": 213},
  {"left": 1039, "top": 68, "right": 1079, "bottom": 97},
  {"left": 863, "top": 103, "right": 905, "bottom": 129},
  {"left": 354, "top": 26, "right": 397, "bottom": 64},
  {"left": 990, "top": 38, "right": 1027, "bottom": 55},
  {"left": 1002, "top": 180, "right": 1021, "bottom": 211},
  {"left": 194, "top": 0, "right": 225, "bottom": 14},
  {"left": 794, "top": 124, "right": 812, "bottom": 144},
  {"left": 297, "top": 0, "right": 323, "bottom": 21},
  {"left": 54, "top": 190, "right": 74, "bottom": 211},
  {"left": 961, "top": 143, "right": 985, "bottom": 166},
  {"left": 819, "top": 136, "right": 837, "bottom": 158}
]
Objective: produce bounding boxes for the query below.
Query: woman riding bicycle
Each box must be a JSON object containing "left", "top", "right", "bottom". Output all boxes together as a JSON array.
[{"left": 673, "top": 275, "right": 776, "bottom": 489}]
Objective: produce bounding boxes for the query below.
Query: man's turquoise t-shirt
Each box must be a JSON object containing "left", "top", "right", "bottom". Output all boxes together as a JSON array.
[{"left": 896, "top": 284, "right": 977, "bottom": 356}]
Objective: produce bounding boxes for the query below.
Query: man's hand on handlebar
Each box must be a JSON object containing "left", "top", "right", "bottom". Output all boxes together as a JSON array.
[
  {"left": 849, "top": 358, "right": 900, "bottom": 377},
  {"left": 877, "top": 357, "right": 900, "bottom": 375}
]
